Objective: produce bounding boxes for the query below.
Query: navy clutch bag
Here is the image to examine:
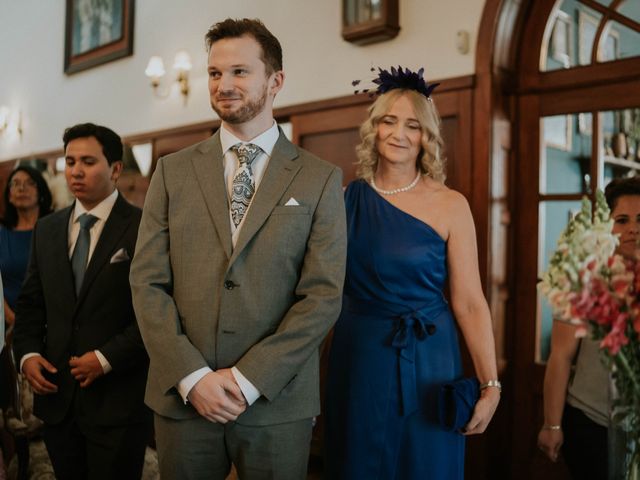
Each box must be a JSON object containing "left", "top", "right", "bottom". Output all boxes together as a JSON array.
[{"left": 438, "top": 377, "right": 480, "bottom": 432}]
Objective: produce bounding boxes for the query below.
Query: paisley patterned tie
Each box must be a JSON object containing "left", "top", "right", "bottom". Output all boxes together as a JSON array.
[{"left": 230, "top": 143, "right": 262, "bottom": 227}]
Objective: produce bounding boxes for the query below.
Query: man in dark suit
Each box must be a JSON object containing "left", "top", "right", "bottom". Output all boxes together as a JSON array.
[
  {"left": 13, "top": 123, "right": 151, "bottom": 480},
  {"left": 130, "top": 18, "right": 346, "bottom": 479}
]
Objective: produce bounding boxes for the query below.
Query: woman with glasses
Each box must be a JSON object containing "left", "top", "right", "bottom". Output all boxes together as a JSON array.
[
  {"left": 1, "top": 166, "right": 52, "bottom": 412},
  {"left": 1, "top": 166, "right": 52, "bottom": 340}
]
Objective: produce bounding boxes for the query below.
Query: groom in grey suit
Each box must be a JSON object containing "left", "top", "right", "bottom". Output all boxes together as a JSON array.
[{"left": 130, "top": 18, "right": 346, "bottom": 479}]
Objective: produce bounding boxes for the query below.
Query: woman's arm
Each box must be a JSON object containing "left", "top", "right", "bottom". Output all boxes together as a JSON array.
[
  {"left": 537, "top": 320, "right": 580, "bottom": 461},
  {"left": 445, "top": 191, "right": 500, "bottom": 434}
]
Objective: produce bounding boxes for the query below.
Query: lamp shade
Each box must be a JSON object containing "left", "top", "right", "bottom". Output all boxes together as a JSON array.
[
  {"left": 173, "top": 51, "right": 192, "bottom": 72},
  {"left": 145, "top": 56, "right": 166, "bottom": 78}
]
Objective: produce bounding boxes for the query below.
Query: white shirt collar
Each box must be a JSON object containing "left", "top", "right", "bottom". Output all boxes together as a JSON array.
[
  {"left": 219, "top": 121, "right": 280, "bottom": 157},
  {"left": 72, "top": 188, "right": 118, "bottom": 223}
]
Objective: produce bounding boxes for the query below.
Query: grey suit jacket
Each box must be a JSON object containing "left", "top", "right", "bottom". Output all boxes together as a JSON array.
[{"left": 130, "top": 128, "right": 346, "bottom": 425}]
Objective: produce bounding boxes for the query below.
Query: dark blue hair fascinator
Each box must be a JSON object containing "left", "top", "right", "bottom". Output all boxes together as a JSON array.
[{"left": 352, "top": 66, "right": 440, "bottom": 99}]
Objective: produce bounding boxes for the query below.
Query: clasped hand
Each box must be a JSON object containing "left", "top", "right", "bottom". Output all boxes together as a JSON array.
[
  {"left": 188, "top": 369, "right": 247, "bottom": 423},
  {"left": 69, "top": 352, "right": 104, "bottom": 388}
]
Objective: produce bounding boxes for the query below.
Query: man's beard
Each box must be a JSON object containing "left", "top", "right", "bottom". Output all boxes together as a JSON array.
[{"left": 212, "top": 84, "right": 268, "bottom": 124}]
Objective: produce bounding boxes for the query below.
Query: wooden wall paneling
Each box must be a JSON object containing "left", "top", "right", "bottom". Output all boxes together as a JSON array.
[
  {"left": 291, "top": 102, "right": 369, "bottom": 185},
  {"left": 0, "top": 161, "right": 16, "bottom": 219},
  {"left": 151, "top": 129, "right": 214, "bottom": 176},
  {"left": 297, "top": 128, "right": 362, "bottom": 184}
]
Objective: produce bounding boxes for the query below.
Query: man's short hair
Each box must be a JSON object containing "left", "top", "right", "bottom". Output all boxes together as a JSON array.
[
  {"left": 63, "top": 123, "right": 123, "bottom": 165},
  {"left": 205, "top": 18, "right": 283, "bottom": 74}
]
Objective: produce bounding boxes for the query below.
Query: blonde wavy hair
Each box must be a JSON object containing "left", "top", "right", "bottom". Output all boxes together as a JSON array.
[{"left": 355, "top": 89, "right": 446, "bottom": 183}]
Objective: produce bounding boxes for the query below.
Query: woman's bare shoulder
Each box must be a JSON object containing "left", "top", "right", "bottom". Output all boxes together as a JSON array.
[{"left": 423, "top": 179, "right": 469, "bottom": 210}]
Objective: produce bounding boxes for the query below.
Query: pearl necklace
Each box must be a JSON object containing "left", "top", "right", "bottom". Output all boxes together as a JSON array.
[{"left": 369, "top": 171, "right": 421, "bottom": 195}]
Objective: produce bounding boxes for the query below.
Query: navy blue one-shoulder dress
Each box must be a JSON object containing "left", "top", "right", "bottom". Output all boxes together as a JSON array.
[{"left": 325, "top": 180, "right": 465, "bottom": 479}]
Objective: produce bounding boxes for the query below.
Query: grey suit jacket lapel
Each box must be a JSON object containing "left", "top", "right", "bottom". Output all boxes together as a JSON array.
[
  {"left": 229, "top": 131, "right": 301, "bottom": 267},
  {"left": 77, "top": 194, "right": 131, "bottom": 303},
  {"left": 191, "top": 132, "right": 233, "bottom": 260}
]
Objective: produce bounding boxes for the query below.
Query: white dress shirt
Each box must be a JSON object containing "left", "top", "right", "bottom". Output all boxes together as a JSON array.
[
  {"left": 177, "top": 122, "right": 280, "bottom": 406},
  {"left": 20, "top": 189, "right": 119, "bottom": 373}
]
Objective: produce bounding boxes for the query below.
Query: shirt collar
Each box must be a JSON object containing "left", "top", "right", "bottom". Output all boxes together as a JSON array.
[
  {"left": 220, "top": 121, "right": 280, "bottom": 157},
  {"left": 73, "top": 189, "right": 118, "bottom": 223}
]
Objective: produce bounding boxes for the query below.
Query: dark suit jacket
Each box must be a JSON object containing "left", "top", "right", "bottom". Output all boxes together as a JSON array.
[
  {"left": 131, "top": 129, "right": 347, "bottom": 425},
  {"left": 13, "top": 193, "right": 150, "bottom": 427}
]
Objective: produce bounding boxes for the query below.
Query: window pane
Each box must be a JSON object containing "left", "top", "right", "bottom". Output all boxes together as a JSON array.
[
  {"left": 599, "top": 20, "right": 640, "bottom": 62},
  {"left": 542, "top": 1, "right": 605, "bottom": 71},
  {"left": 600, "top": 108, "right": 640, "bottom": 186},
  {"left": 537, "top": 200, "right": 583, "bottom": 362},
  {"left": 540, "top": 113, "right": 592, "bottom": 194},
  {"left": 618, "top": 0, "right": 640, "bottom": 24},
  {"left": 577, "top": 6, "right": 604, "bottom": 65}
]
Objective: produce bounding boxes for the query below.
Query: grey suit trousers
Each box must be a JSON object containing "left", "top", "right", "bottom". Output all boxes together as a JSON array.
[{"left": 154, "top": 413, "right": 313, "bottom": 480}]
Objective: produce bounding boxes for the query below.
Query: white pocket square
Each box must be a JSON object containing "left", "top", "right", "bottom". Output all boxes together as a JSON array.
[
  {"left": 110, "top": 248, "right": 130, "bottom": 263},
  {"left": 284, "top": 197, "right": 300, "bottom": 206}
]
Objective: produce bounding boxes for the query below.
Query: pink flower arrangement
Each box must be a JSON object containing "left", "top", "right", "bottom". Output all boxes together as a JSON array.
[{"left": 539, "top": 191, "right": 640, "bottom": 479}]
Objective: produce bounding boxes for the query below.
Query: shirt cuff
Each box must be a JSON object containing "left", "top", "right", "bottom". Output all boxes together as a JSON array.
[
  {"left": 94, "top": 350, "right": 112, "bottom": 374},
  {"left": 231, "top": 366, "right": 261, "bottom": 406},
  {"left": 177, "top": 367, "right": 212, "bottom": 404},
  {"left": 19, "top": 352, "right": 42, "bottom": 372}
]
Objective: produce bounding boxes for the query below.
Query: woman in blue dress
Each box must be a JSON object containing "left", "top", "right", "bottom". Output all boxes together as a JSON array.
[
  {"left": 325, "top": 67, "right": 500, "bottom": 479},
  {"left": 1, "top": 166, "right": 52, "bottom": 406}
]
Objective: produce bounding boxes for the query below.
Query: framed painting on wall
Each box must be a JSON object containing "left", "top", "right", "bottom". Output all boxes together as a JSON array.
[
  {"left": 550, "top": 10, "right": 572, "bottom": 68},
  {"left": 543, "top": 114, "right": 573, "bottom": 152},
  {"left": 578, "top": 10, "right": 619, "bottom": 64},
  {"left": 64, "top": 0, "right": 135, "bottom": 74}
]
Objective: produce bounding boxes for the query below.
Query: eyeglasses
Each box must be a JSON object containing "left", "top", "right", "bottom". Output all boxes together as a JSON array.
[{"left": 9, "top": 179, "right": 37, "bottom": 190}]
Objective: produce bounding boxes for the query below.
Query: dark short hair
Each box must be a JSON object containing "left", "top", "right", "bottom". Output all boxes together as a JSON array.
[
  {"left": 604, "top": 176, "right": 640, "bottom": 211},
  {"left": 204, "top": 18, "right": 283, "bottom": 74},
  {"left": 2, "top": 166, "right": 53, "bottom": 229},
  {"left": 62, "top": 123, "right": 123, "bottom": 165}
]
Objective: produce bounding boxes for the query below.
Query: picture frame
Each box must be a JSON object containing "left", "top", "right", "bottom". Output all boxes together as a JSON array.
[
  {"left": 578, "top": 112, "right": 592, "bottom": 136},
  {"left": 578, "top": 11, "right": 598, "bottom": 65},
  {"left": 64, "top": 0, "right": 135, "bottom": 75},
  {"left": 543, "top": 114, "right": 573, "bottom": 152},
  {"left": 342, "top": 0, "right": 400, "bottom": 45},
  {"left": 601, "top": 26, "right": 619, "bottom": 62},
  {"left": 579, "top": 10, "right": 619, "bottom": 65},
  {"left": 550, "top": 10, "right": 572, "bottom": 68}
]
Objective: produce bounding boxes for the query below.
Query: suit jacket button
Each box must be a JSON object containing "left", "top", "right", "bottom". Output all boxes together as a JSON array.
[{"left": 224, "top": 280, "right": 235, "bottom": 290}]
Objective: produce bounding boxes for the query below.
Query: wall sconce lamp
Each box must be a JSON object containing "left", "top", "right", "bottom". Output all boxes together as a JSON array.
[
  {"left": 145, "top": 51, "right": 192, "bottom": 104},
  {"left": 0, "top": 106, "right": 10, "bottom": 133},
  {"left": 0, "top": 106, "right": 22, "bottom": 138}
]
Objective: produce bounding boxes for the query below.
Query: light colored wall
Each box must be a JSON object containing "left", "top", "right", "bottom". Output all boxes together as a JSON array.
[{"left": 0, "top": 0, "right": 485, "bottom": 161}]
